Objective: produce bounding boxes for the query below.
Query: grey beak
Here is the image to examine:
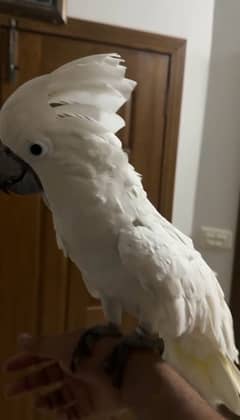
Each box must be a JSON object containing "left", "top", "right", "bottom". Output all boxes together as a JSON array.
[{"left": 0, "top": 141, "right": 43, "bottom": 194}]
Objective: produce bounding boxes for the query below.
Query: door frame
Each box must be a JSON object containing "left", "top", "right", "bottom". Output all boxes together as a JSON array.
[
  {"left": 0, "top": 14, "right": 186, "bottom": 220},
  {"left": 230, "top": 203, "right": 240, "bottom": 348}
]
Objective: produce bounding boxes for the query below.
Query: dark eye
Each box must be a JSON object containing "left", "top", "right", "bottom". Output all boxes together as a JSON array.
[
  {"left": 28, "top": 140, "right": 51, "bottom": 158},
  {"left": 29, "top": 143, "right": 43, "bottom": 156}
]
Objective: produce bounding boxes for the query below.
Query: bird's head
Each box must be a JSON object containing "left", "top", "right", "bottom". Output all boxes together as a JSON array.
[{"left": 0, "top": 53, "right": 136, "bottom": 197}]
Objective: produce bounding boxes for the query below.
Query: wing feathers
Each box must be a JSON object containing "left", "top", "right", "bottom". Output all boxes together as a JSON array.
[{"left": 118, "top": 225, "right": 238, "bottom": 361}]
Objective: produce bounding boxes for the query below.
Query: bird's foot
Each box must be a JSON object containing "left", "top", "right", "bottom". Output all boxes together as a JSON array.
[
  {"left": 104, "top": 329, "right": 164, "bottom": 387},
  {"left": 71, "top": 323, "right": 122, "bottom": 372}
]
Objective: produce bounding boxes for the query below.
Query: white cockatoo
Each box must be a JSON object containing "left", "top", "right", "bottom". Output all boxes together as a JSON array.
[{"left": 0, "top": 53, "right": 239, "bottom": 414}]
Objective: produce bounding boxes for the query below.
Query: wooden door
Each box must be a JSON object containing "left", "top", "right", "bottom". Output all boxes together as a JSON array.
[{"left": 0, "top": 16, "right": 186, "bottom": 420}]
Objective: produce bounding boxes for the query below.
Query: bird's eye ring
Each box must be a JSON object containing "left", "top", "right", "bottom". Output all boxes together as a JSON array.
[{"left": 28, "top": 141, "right": 50, "bottom": 157}]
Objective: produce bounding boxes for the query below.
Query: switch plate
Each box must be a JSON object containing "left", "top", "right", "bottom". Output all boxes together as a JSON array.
[{"left": 200, "top": 226, "right": 233, "bottom": 250}]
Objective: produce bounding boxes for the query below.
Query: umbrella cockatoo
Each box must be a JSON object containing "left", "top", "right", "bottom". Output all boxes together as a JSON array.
[{"left": 0, "top": 53, "right": 239, "bottom": 415}]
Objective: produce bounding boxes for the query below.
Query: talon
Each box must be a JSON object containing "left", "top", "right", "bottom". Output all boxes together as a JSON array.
[
  {"left": 103, "top": 330, "right": 164, "bottom": 388},
  {"left": 71, "top": 323, "right": 122, "bottom": 372}
]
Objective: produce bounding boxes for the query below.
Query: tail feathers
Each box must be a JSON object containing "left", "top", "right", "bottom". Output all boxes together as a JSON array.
[
  {"left": 213, "top": 354, "right": 240, "bottom": 415},
  {"left": 166, "top": 340, "right": 240, "bottom": 416}
]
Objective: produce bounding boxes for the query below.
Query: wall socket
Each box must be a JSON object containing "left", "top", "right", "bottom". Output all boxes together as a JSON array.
[{"left": 200, "top": 226, "right": 233, "bottom": 250}]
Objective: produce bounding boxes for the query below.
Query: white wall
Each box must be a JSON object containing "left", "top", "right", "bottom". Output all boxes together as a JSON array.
[
  {"left": 68, "top": 0, "right": 215, "bottom": 235},
  {"left": 193, "top": 0, "right": 240, "bottom": 300}
]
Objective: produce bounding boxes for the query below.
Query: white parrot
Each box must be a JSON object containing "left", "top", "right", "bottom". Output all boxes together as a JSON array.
[{"left": 0, "top": 53, "right": 239, "bottom": 415}]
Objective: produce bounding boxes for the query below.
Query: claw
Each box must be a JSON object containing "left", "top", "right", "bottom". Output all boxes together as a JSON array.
[
  {"left": 71, "top": 323, "right": 122, "bottom": 372},
  {"left": 104, "top": 330, "right": 164, "bottom": 387}
]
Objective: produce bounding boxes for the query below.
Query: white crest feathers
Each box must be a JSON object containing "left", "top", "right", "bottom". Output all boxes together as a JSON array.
[{"left": 47, "top": 53, "right": 137, "bottom": 134}]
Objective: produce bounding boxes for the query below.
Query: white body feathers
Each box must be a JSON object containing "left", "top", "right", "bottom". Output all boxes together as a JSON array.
[{"left": 0, "top": 53, "right": 239, "bottom": 414}]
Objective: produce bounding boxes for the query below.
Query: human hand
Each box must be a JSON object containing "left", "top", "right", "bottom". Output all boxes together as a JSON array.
[
  {"left": 2, "top": 331, "right": 224, "bottom": 420},
  {"left": 2, "top": 331, "right": 126, "bottom": 419}
]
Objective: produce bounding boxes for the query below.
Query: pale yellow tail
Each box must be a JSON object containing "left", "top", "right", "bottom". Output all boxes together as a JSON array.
[{"left": 165, "top": 338, "right": 240, "bottom": 416}]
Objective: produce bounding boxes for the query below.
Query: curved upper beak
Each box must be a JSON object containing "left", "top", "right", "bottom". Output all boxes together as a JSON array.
[{"left": 0, "top": 141, "right": 43, "bottom": 195}]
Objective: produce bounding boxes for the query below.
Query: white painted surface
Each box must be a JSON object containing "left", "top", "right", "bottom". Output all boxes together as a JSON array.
[
  {"left": 67, "top": 0, "right": 215, "bottom": 235},
  {"left": 193, "top": 0, "right": 240, "bottom": 300}
]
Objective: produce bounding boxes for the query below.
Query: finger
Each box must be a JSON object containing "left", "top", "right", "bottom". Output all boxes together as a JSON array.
[
  {"left": 3, "top": 353, "right": 51, "bottom": 372},
  {"left": 57, "top": 387, "right": 91, "bottom": 419},
  {"left": 37, "top": 397, "right": 77, "bottom": 412},
  {"left": 17, "top": 334, "right": 57, "bottom": 359},
  {"left": 56, "top": 385, "right": 93, "bottom": 420},
  {"left": 35, "top": 386, "right": 75, "bottom": 411},
  {"left": 69, "top": 405, "right": 81, "bottom": 420},
  {"left": 60, "top": 405, "right": 81, "bottom": 420},
  {"left": 5, "top": 362, "right": 64, "bottom": 397}
]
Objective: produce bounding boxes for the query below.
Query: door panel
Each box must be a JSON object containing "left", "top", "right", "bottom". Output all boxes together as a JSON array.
[{"left": 0, "top": 18, "right": 185, "bottom": 420}]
